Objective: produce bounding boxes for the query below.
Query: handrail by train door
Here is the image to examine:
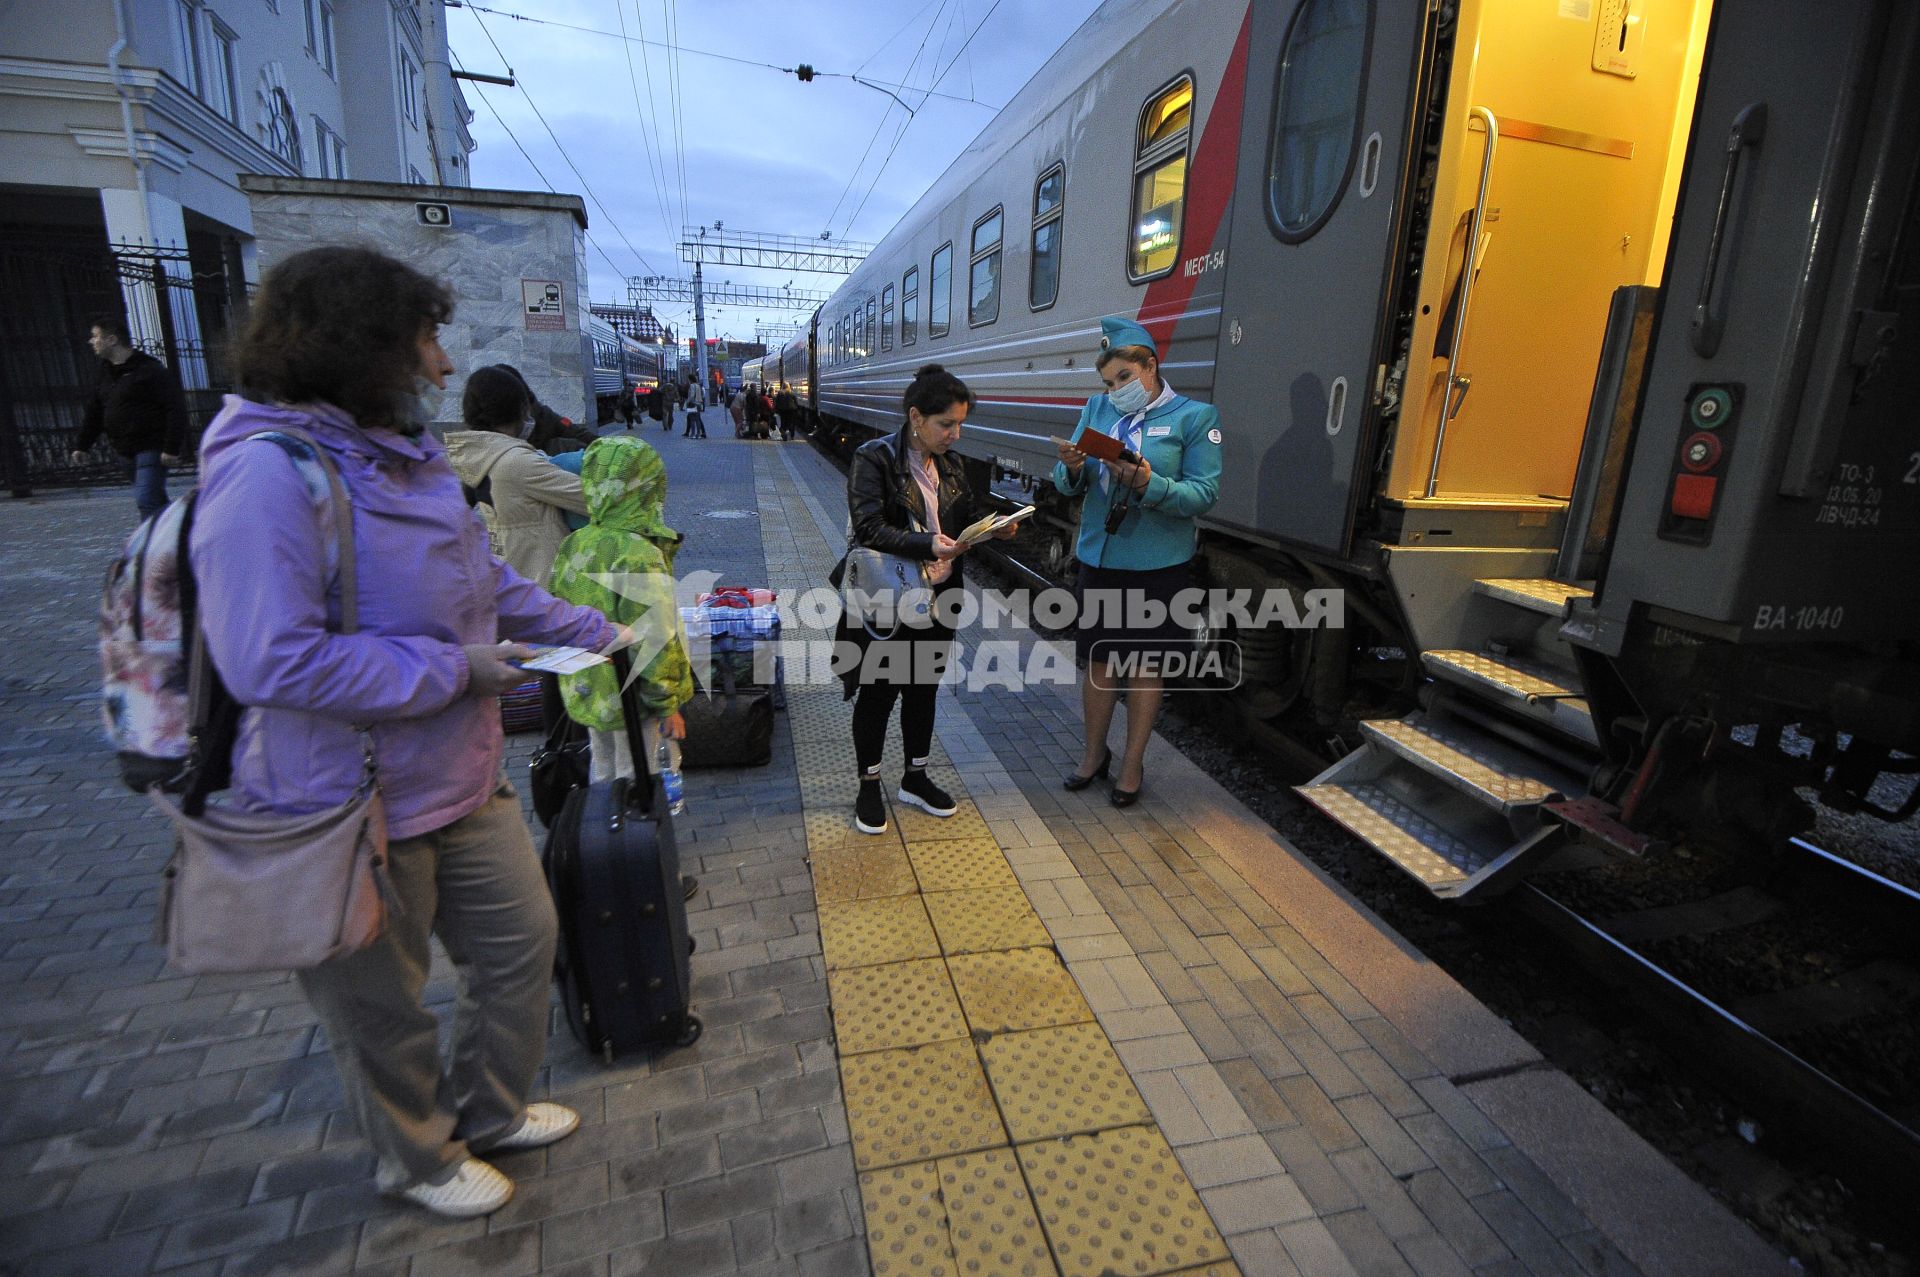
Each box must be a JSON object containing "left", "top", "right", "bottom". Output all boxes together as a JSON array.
[{"left": 1425, "top": 106, "right": 1499, "bottom": 498}]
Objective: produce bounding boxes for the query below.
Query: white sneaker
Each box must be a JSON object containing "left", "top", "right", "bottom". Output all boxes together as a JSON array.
[
  {"left": 399, "top": 1158, "right": 513, "bottom": 1218},
  {"left": 489, "top": 1102, "right": 581, "bottom": 1151}
]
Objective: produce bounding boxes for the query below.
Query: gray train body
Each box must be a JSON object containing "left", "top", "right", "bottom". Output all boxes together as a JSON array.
[{"left": 781, "top": 0, "right": 1920, "bottom": 884}]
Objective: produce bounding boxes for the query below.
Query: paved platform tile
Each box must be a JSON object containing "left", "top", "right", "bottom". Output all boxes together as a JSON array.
[
  {"left": 905, "top": 836, "right": 1020, "bottom": 894},
  {"left": 938, "top": 1148, "right": 1053, "bottom": 1277},
  {"left": 840, "top": 1039, "right": 1007, "bottom": 1172},
  {"left": 979, "top": 1021, "right": 1153, "bottom": 1143},
  {"left": 826, "top": 958, "right": 969, "bottom": 1055},
  {"left": 809, "top": 842, "right": 918, "bottom": 904},
  {"left": 947, "top": 947, "right": 1095, "bottom": 1036},
  {"left": 817, "top": 896, "right": 941, "bottom": 971},
  {"left": 1016, "top": 1125, "right": 1231, "bottom": 1277},
  {"left": 922, "top": 887, "right": 1054, "bottom": 956}
]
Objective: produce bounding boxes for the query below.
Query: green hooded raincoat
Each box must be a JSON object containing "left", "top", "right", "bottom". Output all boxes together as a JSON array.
[{"left": 548, "top": 438, "right": 694, "bottom": 730}]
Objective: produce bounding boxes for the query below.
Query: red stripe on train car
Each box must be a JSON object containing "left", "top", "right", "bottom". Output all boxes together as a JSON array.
[{"left": 1138, "top": 5, "right": 1254, "bottom": 352}]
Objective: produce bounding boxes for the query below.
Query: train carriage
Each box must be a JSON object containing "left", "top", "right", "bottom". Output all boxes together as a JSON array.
[
  {"left": 806, "top": 0, "right": 1920, "bottom": 897},
  {"left": 587, "top": 315, "right": 662, "bottom": 423}
]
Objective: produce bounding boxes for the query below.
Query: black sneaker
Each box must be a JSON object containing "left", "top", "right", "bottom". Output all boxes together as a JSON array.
[
  {"left": 896, "top": 771, "right": 957, "bottom": 818},
  {"left": 854, "top": 780, "right": 888, "bottom": 835}
]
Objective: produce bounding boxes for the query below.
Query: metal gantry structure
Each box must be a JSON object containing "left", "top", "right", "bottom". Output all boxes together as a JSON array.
[{"left": 632, "top": 224, "right": 867, "bottom": 400}]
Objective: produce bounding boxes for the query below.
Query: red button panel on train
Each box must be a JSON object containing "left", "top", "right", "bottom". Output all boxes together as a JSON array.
[
  {"left": 1670, "top": 473, "right": 1718, "bottom": 520},
  {"left": 1659, "top": 384, "right": 1742, "bottom": 545}
]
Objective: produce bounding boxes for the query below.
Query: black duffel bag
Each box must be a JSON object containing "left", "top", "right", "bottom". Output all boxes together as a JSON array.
[{"left": 678, "top": 658, "right": 773, "bottom": 768}]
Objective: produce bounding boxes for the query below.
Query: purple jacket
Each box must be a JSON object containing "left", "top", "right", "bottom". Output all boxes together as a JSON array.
[{"left": 191, "top": 396, "right": 619, "bottom": 840}]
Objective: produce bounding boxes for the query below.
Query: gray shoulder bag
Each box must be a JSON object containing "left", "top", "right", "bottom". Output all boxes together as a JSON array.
[
  {"left": 153, "top": 429, "right": 391, "bottom": 974},
  {"left": 841, "top": 507, "right": 935, "bottom": 640}
]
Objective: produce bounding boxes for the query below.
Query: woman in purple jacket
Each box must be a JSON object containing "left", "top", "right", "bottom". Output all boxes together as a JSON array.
[{"left": 190, "top": 247, "right": 619, "bottom": 1219}]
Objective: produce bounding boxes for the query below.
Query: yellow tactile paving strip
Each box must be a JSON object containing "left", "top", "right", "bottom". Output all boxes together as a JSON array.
[{"left": 784, "top": 674, "right": 1238, "bottom": 1276}]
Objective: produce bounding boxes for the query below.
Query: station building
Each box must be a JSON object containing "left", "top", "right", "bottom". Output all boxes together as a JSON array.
[{"left": 0, "top": 0, "right": 474, "bottom": 487}]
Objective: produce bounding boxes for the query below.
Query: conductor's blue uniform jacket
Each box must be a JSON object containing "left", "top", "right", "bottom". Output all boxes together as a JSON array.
[{"left": 1051, "top": 391, "right": 1223, "bottom": 571}]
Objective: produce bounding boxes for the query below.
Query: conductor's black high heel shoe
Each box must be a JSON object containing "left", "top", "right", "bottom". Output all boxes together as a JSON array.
[
  {"left": 1110, "top": 767, "right": 1143, "bottom": 808},
  {"left": 1063, "top": 749, "right": 1111, "bottom": 792}
]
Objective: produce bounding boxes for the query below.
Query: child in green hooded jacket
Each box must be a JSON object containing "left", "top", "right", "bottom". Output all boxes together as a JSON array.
[{"left": 548, "top": 437, "right": 694, "bottom": 781}]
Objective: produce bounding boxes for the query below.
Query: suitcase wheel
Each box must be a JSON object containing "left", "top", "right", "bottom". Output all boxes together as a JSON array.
[{"left": 676, "top": 1014, "right": 703, "bottom": 1048}]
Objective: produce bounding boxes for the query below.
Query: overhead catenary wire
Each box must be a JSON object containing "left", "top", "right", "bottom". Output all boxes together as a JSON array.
[
  {"left": 453, "top": 52, "right": 632, "bottom": 286},
  {"left": 614, "top": 0, "right": 679, "bottom": 245},
  {"left": 841, "top": 0, "right": 1007, "bottom": 237},
  {"left": 825, "top": 0, "right": 951, "bottom": 235},
  {"left": 445, "top": 1, "right": 1000, "bottom": 110},
  {"left": 464, "top": 6, "right": 665, "bottom": 277}
]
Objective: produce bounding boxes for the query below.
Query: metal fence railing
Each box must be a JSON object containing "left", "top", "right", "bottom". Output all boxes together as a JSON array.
[{"left": 0, "top": 236, "right": 237, "bottom": 496}]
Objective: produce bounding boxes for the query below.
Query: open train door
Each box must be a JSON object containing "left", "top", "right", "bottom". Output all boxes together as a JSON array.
[
  {"left": 1595, "top": 0, "right": 1920, "bottom": 651},
  {"left": 1207, "top": 0, "right": 1431, "bottom": 554}
]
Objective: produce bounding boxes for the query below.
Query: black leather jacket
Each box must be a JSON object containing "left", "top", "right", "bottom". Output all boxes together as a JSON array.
[{"left": 848, "top": 426, "right": 985, "bottom": 565}]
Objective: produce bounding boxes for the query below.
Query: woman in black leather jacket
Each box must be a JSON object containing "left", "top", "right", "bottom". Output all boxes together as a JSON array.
[{"left": 836, "top": 364, "right": 1021, "bottom": 835}]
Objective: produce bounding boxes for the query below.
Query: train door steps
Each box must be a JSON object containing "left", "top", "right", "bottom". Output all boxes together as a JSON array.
[
  {"left": 1297, "top": 709, "right": 1575, "bottom": 899},
  {"left": 1423, "top": 648, "right": 1599, "bottom": 747},
  {"left": 1472, "top": 576, "right": 1593, "bottom": 617}
]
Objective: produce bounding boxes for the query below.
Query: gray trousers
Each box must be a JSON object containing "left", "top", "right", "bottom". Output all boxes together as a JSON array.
[{"left": 297, "top": 783, "right": 557, "bottom": 1190}]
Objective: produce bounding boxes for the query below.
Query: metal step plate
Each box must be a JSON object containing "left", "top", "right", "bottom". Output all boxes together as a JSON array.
[
  {"left": 1474, "top": 577, "right": 1593, "bottom": 617},
  {"left": 1424, "top": 649, "right": 1580, "bottom": 700},
  {"left": 1361, "top": 717, "right": 1561, "bottom": 814},
  {"left": 1297, "top": 780, "right": 1478, "bottom": 892}
]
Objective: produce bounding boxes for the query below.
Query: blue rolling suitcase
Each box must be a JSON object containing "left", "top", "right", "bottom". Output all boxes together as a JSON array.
[{"left": 543, "top": 651, "right": 701, "bottom": 1060}]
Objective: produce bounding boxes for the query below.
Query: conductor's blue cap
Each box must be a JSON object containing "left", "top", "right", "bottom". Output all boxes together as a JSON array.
[{"left": 1098, "top": 315, "right": 1157, "bottom": 358}]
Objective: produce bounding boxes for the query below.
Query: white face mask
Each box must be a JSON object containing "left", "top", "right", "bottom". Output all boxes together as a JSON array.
[{"left": 1107, "top": 376, "right": 1152, "bottom": 416}]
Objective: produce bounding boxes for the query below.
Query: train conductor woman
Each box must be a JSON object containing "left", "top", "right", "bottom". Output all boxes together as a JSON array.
[{"left": 1052, "top": 316, "right": 1223, "bottom": 806}]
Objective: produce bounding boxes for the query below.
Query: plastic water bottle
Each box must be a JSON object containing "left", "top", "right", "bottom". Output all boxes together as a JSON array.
[{"left": 657, "top": 739, "right": 685, "bottom": 816}]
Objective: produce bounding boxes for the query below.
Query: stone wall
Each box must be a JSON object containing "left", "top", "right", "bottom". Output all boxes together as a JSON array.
[{"left": 239, "top": 177, "right": 593, "bottom": 432}]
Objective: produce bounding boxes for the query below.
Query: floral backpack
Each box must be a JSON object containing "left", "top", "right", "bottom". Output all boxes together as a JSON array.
[{"left": 97, "top": 431, "right": 333, "bottom": 792}]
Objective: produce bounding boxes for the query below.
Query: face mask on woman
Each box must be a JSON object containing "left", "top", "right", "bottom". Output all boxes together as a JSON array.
[{"left": 1107, "top": 376, "right": 1152, "bottom": 417}]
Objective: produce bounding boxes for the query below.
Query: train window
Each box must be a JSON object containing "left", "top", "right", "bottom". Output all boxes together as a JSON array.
[
  {"left": 902, "top": 267, "right": 919, "bottom": 345},
  {"left": 969, "top": 207, "right": 1003, "bottom": 327},
  {"left": 930, "top": 243, "right": 952, "bottom": 339},
  {"left": 1031, "top": 163, "right": 1064, "bottom": 310},
  {"left": 1269, "top": 0, "right": 1370, "bottom": 241},
  {"left": 866, "top": 299, "right": 877, "bottom": 358},
  {"left": 1129, "top": 76, "right": 1193, "bottom": 281},
  {"left": 881, "top": 285, "right": 894, "bottom": 352}
]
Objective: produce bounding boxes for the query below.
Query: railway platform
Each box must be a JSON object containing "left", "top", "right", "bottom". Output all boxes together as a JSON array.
[{"left": 0, "top": 415, "right": 1790, "bottom": 1275}]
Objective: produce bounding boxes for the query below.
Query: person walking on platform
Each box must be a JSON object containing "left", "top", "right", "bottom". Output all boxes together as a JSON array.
[
  {"left": 189, "top": 246, "right": 619, "bottom": 1219},
  {"left": 548, "top": 436, "right": 692, "bottom": 783},
  {"left": 661, "top": 378, "right": 680, "bottom": 432},
  {"left": 70, "top": 314, "right": 190, "bottom": 520},
  {"left": 1052, "top": 316, "right": 1222, "bottom": 808},
  {"left": 446, "top": 365, "right": 588, "bottom": 589},
  {"left": 834, "top": 364, "right": 1022, "bottom": 835},
  {"left": 729, "top": 386, "right": 749, "bottom": 438}
]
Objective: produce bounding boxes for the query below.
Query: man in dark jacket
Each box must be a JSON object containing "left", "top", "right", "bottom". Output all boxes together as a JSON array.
[{"left": 70, "top": 315, "right": 188, "bottom": 519}]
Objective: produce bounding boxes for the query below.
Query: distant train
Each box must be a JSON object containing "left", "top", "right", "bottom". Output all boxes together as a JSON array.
[
  {"left": 782, "top": 0, "right": 1920, "bottom": 898},
  {"left": 586, "top": 315, "right": 663, "bottom": 424}
]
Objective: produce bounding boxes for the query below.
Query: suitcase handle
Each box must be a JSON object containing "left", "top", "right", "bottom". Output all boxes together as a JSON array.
[{"left": 608, "top": 648, "right": 659, "bottom": 815}]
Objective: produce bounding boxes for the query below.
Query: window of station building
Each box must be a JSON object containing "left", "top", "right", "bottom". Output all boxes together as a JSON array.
[
  {"left": 880, "top": 285, "right": 894, "bottom": 352},
  {"left": 866, "top": 299, "right": 877, "bottom": 358},
  {"left": 266, "top": 88, "right": 301, "bottom": 172},
  {"left": 401, "top": 49, "right": 421, "bottom": 127},
  {"left": 1030, "top": 164, "right": 1064, "bottom": 310},
  {"left": 208, "top": 19, "right": 240, "bottom": 122},
  {"left": 1128, "top": 75, "right": 1193, "bottom": 281},
  {"left": 304, "top": 0, "right": 335, "bottom": 77},
  {"left": 929, "top": 243, "right": 952, "bottom": 339},
  {"left": 969, "top": 207, "right": 1003, "bottom": 327},
  {"left": 1269, "top": 0, "right": 1370, "bottom": 241},
  {"left": 313, "top": 118, "right": 347, "bottom": 178},
  {"left": 901, "top": 267, "right": 919, "bottom": 346},
  {"left": 172, "top": 0, "right": 205, "bottom": 98}
]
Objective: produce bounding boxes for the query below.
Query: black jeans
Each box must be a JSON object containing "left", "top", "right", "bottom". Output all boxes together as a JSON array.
[{"left": 852, "top": 681, "right": 938, "bottom": 778}]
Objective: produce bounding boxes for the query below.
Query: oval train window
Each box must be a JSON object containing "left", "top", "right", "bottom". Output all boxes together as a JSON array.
[{"left": 1268, "top": 0, "right": 1372, "bottom": 241}]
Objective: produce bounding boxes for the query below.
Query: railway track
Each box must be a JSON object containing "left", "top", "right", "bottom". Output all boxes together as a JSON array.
[{"left": 1515, "top": 838, "right": 1920, "bottom": 1206}]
